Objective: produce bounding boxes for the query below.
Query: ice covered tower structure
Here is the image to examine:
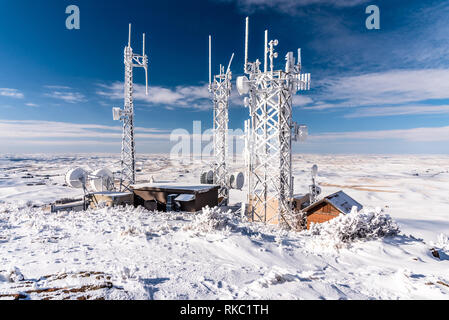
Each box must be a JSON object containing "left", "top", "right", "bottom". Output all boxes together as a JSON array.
[
  {"left": 208, "top": 35, "right": 234, "bottom": 204},
  {"left": 237, "top": 17, "right": 310, "bottom": 229},
  {"left": 112, "top": 24, "right": 149, "bottom": 191}
]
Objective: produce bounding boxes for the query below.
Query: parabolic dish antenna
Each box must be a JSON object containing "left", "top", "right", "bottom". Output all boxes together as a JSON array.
[
  {"left": 236, "top": 76, "right": 249, "bottom": 95},
  {"left": 90, "top": 168, "right": 114, "bottom": 192},
  {"left": 206, "top": 170, "right": 214, "bottom": 184},
  {"left": 65, "top": 167, "right": 88, "bottom": 189},
  {"left": 229, "top": 171, "right": 244, "bottom": 190},
  {"left": 200, "top": 171, "right": 208, "bottom": 184}
]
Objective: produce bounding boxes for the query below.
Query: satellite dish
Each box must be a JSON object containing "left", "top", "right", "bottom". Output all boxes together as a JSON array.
[
  {"left": 112, "top": 107, "right": 122, "bottom": 121},
  {"left": 311, "top": 164, "right": 318, "bottom": 178},
  {"left": 236, "top": 76, "right": 249, "bottom": 95},
  {"left": 200, "top": 171, "right": 208, "bottom": 184},
  {"left": 206, "top": 170, "right": 214, "bottom": 184},
  {"left": 65, "top": 167, "right": 88, "bottom": 189},
  {"left": 229, "top": 171, "right": 244, "bottom": 189},
  {"left": 90, "top": 168, "right": 114, "bottom": 192}
]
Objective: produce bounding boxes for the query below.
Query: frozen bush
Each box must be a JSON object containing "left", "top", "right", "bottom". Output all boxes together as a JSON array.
[
  {"left": 430, "top": 233, "right": 449, "bottom": 253},
  {"left": 307, "top": 207, "right": 399, "bottom": 245},
  {"left": 185, "top": 206, "right": 237, "bottom": 234}
]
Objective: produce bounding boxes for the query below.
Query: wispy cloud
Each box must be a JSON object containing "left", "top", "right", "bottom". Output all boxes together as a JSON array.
[
  {"left": 293, "top": 95, "right": 313, "bottom": 107},
  {"left": 44, "top": 85, "right": 73, "bottom": 90},
  {"left": 345, "top": 105, "right": 449, "bottom": 118},
  {"left": 25, "top": 102, "right": 39, "bottom": 107},
  {"left": 311, "top": 126, "right": 449, "bottom": 142},
  {"left": 97, "top": 82, "right": 211, "bottom": 110},
  {"left": 0, "top": 88, "right": 24, "bottom": 99},
  {"left": 43, "top": 86, "right": 86, "bottom": 104},
  {"left": 304, "top": 68, "right": 449, "bottom": 117},
  {"left": 0, "top": 120, "right": 169, "bottom": 140},
  {"left": 220, "top": 0, "right": 368, "bottom": 14}
]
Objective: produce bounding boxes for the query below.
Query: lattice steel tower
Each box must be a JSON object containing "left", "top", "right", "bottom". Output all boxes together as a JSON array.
[
  {"left": 209, "top": 35, "right": 234, "bottom": 204},
  {"left": 237, "top": 17, "right": 310, "bottom": 229},
  {"left": 112, "top": 24, "right": 149, "bottom": 191}
]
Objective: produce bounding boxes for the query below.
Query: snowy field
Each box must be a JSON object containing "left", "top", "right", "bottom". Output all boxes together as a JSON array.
[{"left": 1, "top": 153, "right": 448, "bottom": 300}]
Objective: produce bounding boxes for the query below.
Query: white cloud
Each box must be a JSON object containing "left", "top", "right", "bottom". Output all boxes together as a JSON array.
[
  {"left": 25, "top": 102, "right": 39, "bottom": 107},
  {"left": 97, "top": 82, "right": 211, "bottom": 110},
  {"left": 306, "top": 69, "right": 449, "bottom": 115},
  {"left": 0, "top": 88, "right": 24, "bottom": 99},
  {"left": 44, "top": 85, "right": 72, "bottom": 90},
  {"left": 311, "top": 126, "right": 449, "bottom": 142},
  {"left": 221, "top": 0, "right": 367, "bottom": 13},
  {"left": 345, "top": 105, "right": 449, "bottom": 118},
  {"left": 44, "top": 90, "right": 86, "bottom": 104},
  {"left": 0, "top": 120, "right": 169, "bottom": 140},
  {"left": 293, "top": 95, "right": 313, "bottom": 107},
  {"left": 13, "top": 140, "right": 119, "bottom": 146}
]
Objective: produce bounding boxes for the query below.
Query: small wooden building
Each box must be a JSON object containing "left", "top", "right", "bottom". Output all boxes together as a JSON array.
[
  {"left": 303, "top": 190, "right": 363, "bottom": 229},
  {"left": 132, "top": 183, "right": 219, "bottom": 212}
]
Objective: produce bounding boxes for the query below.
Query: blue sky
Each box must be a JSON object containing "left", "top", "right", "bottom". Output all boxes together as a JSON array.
[{"left": 1, "top": 0, "right": 449, "bottom": 154}]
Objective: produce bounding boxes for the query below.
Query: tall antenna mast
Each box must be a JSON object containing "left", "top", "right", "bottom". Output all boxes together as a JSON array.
[
  {"left": 237, "top": 17, "right": 311, "bottom": 229},
  {"left": 112, "top": 23, "right": 149, "bottom": 191},
  {"left": 209, "top": 35, "right": 233, "bottom": 205}
]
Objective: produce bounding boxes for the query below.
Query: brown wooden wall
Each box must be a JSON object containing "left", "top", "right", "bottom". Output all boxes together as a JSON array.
[{"left": 306, "top": 203, "right": 340, "bottom": 229}]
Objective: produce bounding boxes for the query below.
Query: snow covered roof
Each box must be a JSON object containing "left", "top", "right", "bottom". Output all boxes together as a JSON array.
[
  {"left": 326, "top": 191, "right": 363, "bottom": 214},
  {"left": 131, "top": 183, "right": 219, "bottom": 192},
  {"left": 304, "top": 190, "right": 363, "bottom": 215},
  {"left": 174, "top": 194, "right": 196, "bottom": 202}
]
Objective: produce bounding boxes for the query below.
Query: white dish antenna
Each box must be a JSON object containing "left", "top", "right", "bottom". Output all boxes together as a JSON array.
[
  {"left": 206, "top": 170, "right": 214, "bottom": 184},
  {"left": 90, "top": 168, "right": 114, "bottom": 192},
  {"left": 65, "top": 167, "right": 88, "bottom": 189},
  {"left": 200, "top": 170, "right": 215, "bottom": 184},
  {"left": 236, "top": 76, "right": 250, "bottom": 95},
  {"left": 229, "top": 171, "right": 245, "bottom": 190},
  {"left": 200, "top": 171, "right": 207, "bottom": 184}
]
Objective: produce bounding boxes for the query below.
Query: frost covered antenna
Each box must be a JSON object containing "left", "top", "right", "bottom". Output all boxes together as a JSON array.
[
  {"left": 244, "top": 17, "right": 249, "bottom": 74},
  {"left": 237, "top": 17, "right": 311, "bottom": 229},
  {"left": 208, "top": 35, "right": 234, "bottom": 205},
  {"left": 309, "top": 164, "right": 321, "bottom": 204},
  {"left": 112, "top": 23, "right": 149, "bottom": 191}
]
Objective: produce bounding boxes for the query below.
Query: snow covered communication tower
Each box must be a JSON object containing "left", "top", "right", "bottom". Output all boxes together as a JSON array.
[
  {"left": 112, "top": 24, "right": 149, "bottom": 191},
  {"left": 209, "top": 35, "right": 234, "bottom": 204},
  {"left": 237, "top": 17, "right": 310, "bottom": 229}
]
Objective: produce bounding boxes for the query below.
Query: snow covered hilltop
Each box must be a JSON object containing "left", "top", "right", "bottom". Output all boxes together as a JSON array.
[{"left": 1, "top": 153, "right": 449, "bottom": 299}]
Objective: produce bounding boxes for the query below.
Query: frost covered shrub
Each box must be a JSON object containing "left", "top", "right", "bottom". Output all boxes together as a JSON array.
[
  {"left": 431, "top": 233, "right": 449, "bottom": 254},
  {"left": 185, "top": 206, "right": 237, "bottom": 233},
  {"left": 0, "top": 267, "right": 24, "bottom": 283},
  {"left": 307, "top": 207, "right": 399, "bottom": 244}
]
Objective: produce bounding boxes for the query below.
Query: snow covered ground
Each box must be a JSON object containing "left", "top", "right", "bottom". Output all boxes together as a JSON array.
[{"left": 1, "top": 153, "right": 448, "bottom": 300}]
